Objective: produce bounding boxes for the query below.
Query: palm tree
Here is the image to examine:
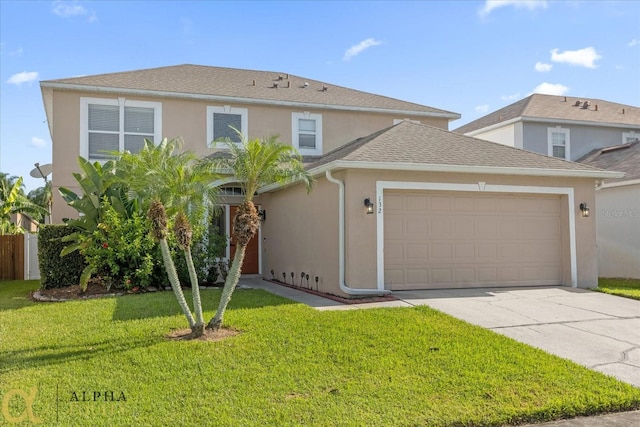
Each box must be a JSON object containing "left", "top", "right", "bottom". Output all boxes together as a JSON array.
[
  {"left": 1, "top": 175, "right": 48, "bottom": 235},
  {"left": 117, "top": 139, "right": 219, "bottom": 336},
  {"left": 206, "top": 133, "right": 313, "bottom": 331},
  {"left": 27, "top": 181, "right": 52, "bottom": 222}
]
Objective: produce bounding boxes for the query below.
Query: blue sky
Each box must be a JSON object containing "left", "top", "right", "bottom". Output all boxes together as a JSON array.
[{"left": 1, "top": 0, "right": 639, "bottom": 191}]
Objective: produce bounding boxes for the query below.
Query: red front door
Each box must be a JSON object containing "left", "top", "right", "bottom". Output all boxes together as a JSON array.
[{"left": 229, "top": 205, "right": 260, "bottom": 274}]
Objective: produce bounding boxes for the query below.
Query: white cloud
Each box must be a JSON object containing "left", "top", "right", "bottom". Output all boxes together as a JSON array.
[
  {"left": 501, "top": 93, "right": 520, "bottom": 102},
  {"left": 532, "top": 82, "right": 569, "bottom": 96},
  {"left": 475, "top": 104, "right": 490, "bottom": 113},
  {"left": 6, "top": 71, "right": 39, "bottom": 85},
  {"left": 30, "top": 137, "right": 47, "bottom": 148},
  {"left": 343, "top": 38, "right": 383, "bottom": 61},
  {"left": 534, "top": 62, "right": 552, "bottom": 72},
  {"left": 550, "top": 47, "right": 601, "bottom": 68},
  {"left": 479, "top": 0, "right": 547, "bottom": 17},
  {"left": 629, "top": 39, "right": 639, "bottom": 47},
  {"left": 52, "top": 1, "right": 96, "bottom": 22}
]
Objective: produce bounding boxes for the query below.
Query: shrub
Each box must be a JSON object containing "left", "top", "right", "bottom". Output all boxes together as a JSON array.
[
  {"left": 81, "top": 203, "right": 160, "bottom": 290},
  {"left": 38, "top": 225, "right": 86, "bottom": 289}
]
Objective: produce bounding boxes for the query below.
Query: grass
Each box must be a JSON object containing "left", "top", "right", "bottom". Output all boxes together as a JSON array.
[
  {"left": 596, "top": 278, "right": 640, "bottom": 300},
  {"left": 1, "top": 280, "right": 639, "bottom": 426}
]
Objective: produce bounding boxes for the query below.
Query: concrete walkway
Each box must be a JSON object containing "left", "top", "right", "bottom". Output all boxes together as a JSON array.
[{"left": 244, "top": 278, "right": 640, "bottom": 425}]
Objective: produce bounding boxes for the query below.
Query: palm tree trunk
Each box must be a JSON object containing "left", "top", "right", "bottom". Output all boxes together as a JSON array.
[
  {"left": 207, "top": 243, "right": 246, "bottom": 331},
  {"left": 159, "top": 238, "right": 195, "bottom": 329},
  {"left": 184, "top": 246, "right": 204, "bottom": 336}
]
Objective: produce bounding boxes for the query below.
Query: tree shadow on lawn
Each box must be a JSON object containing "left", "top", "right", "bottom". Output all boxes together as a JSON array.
[
  {"left": 0, "top": 335, "right": 160, "bottom": 375},
  {"left": 111, "top": 288, "right": 298, "bottom": 322}
]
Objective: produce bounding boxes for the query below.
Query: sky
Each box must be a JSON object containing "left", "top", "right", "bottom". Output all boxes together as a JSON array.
[{"left": 1, "top": 0, "right": 639, "bottom": 191}]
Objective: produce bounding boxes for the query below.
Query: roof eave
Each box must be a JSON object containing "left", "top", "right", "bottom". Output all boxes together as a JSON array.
[
  {"left": 462, "top": 115, "right": 640, "bottom": 136},
  {"left": 39, "top": 81, "right": 461, "bottom": 120},
  {"left": 258, "top": 160, "right": 622, "bottom": 193}
]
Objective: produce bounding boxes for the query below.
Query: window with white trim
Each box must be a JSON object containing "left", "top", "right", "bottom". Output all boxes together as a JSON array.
[
  {"left": 207, "top": 106, "right": 248, "bottom": 146},
  {"left": 622, "top": 131, "right": 639, "bottom": 144},
  {"left": 547, "top": 127, "right": 570, "bottom": 160},
  {"left": 292, "top": 112, "right": 322, "bottom": 155},
  {"left": 80, "top": 97, "right": 162, "bottom": 161}
]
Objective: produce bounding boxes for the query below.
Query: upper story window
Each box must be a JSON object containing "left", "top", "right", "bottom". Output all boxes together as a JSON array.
[
  {"left": 207, "top": 106, "right": 248, "bottom": 146},
  {"left": 80, "top": 97, "right": 162, "bottom": 161},
  {"left": 622, "top": 131, "right": 639, "bottom": 144},
  {"left": 292, "top": 112, "right": 322, "bottom": 155},
  {"left": 547, "top": 127, "right": 570, "bottom": 160}
]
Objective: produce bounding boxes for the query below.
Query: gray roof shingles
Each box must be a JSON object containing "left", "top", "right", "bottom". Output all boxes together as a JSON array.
[
  {"left": 454, "top": 94, "right": 640, "bottom": 134},
  {"left": 578, "top": 140, "right": 640, "bottom": 182},
  {"left": 310, "top": 121, "right": 607, "bottom": 174},
  {"left": 42, "top": 64, "right": 458, "bottom": 117}
]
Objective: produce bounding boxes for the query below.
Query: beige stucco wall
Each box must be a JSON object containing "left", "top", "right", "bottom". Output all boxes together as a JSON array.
[
  {"left": 342, "top": 170, "right": 598, "bottom": 294},
  {"left": 596, "top": 183, "right": 640, "bottom": 279},
  {"left": 259, "top": 177, "right": 340, "bottom": 294},
  {"left": 48, "top": 88, "right": 448, "bottom": 222}
]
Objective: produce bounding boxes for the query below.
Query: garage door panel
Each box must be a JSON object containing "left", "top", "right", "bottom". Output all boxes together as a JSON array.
[
  {"left": 476, "top": 217, "right": 498, "bottom": 237},
  {"left": 407, "top": 244, "right": 428, "bottom": 260},
  {"left": 455, "top": 244, "right": 475, "bottom": 258},
  {"left": 385, "top": 191, "right": 563, "bottom": 290},
  {"left": 431, "top": 243, "right": 452, "bottom": 259},
  {"left": 430, "top": 217, "right": 452, "bottom": 237},
  {"left": 454, "top": 217, "right": 475, "bottom": 237},
  {"left": 406, "top": 195, "right": 428, "bottom": 210},
  {"left": 406, "top": 217, "right": 428, "bottom": 235},
  {"left": 477, "top": 243, "right": 498, "bottom": 258}
]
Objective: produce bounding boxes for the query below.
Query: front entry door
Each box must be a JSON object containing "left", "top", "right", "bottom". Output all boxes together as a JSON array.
[{"left": 229, "top": 205, "right": 260, "bottom": 274}]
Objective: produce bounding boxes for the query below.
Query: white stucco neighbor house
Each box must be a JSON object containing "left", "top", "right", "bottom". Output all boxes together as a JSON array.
[{"left": 579, "top": 141, "right": 640, "bottom": 279}]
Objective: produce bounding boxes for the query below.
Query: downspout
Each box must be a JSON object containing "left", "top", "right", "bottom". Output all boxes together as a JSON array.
[{"left": 325, "top": 170, "right": 391, "bottom": 296}]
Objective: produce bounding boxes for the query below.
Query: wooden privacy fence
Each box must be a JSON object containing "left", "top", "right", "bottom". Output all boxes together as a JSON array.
[{"left": 0, "top": 234, "right": 25, "bottom": 281}]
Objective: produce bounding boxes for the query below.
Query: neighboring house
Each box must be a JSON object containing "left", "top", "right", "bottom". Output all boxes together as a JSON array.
[
  {"left": 578, "top": 141, "right": 640, "bottom": 279},
  {"left": 9, "top": 213, "right": 38, "bottom": 233},
  {"left": 454, "top": 94, "right": 640, "bottom": 162},
  {"left": 40, "top": 65, "right": 619, "bottom": 295}
]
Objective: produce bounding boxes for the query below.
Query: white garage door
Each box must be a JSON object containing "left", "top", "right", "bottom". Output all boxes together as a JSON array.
[{"left": 384, "top": 191, "right": 563, "bottom": 290}]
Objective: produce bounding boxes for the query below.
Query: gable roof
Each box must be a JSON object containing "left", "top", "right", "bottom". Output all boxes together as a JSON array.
[
  {"left": 577, "top": 140, "right": 640, "bottom": 183},
  {"left": 40, "top": 64, "right": 459, "bottom": 119},
  {"left": 454, "top": 94, "right": 640, "bottom": 135},
  {"left": 306, "top": 121, "right": 621, "bottom": 179}
]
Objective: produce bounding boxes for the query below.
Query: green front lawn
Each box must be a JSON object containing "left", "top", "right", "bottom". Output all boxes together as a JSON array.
[
  {"left": 1, "top": 280, "right": 639, "bottom": 426},
  {"left": 597, "top": 278, "right": 640, "bottom": 300}
]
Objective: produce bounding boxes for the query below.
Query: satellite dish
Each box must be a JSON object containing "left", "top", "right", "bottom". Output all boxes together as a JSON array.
[{"left": 30, "top": 163, "right": 53, "bottom": 179}]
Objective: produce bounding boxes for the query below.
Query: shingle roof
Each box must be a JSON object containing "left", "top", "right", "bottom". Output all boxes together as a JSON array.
[
  {"left": 577, "top": 140, "right": 640, "bottom": 183},
  {"left": 454, "top": 94, "right": 640, "bottom": 134},
  {"left": 41, "top": 64, "right": 458, "bottom": 118},
  {"left": 309, "top": 120, "right": 610, "bottom": 175}
]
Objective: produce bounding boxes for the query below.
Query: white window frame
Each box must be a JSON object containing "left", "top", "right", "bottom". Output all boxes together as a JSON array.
[
  {"left": 292, "top": 112, "right": 322, "bottom": 155},
  {"left": 547, "top": 126, "right": 570, "bottom": 160},
  {"left": 207, "top": 105, "right": 248, "bottom": 147},
  {"left": 80, "top": 97, "right": 162, "bottom": 161},
  {"left": 622, "top": 131, "right": 639, "bottom": 144}
]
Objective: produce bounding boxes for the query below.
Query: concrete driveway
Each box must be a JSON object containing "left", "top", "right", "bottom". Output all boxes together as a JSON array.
[{"left": 394, "top": 287, "right": 640, "bottom": 388}]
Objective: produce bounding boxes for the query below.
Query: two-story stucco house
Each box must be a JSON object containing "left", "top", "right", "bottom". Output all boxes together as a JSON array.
[
  {"left": 454, "top": 94, "right": 640, "bottom": 161},
  {"left": 40, "top": 65, "right": 620, "bottom": 296},
  {"left": 455, "top": 94, "right": 640, "bottom": 280}
]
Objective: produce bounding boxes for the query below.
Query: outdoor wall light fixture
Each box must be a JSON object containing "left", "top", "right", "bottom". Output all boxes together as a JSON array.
[
  {"left": 258, "top": 209, "right": 266, "bottom": 221},
  {"left": 364, "top": 198, "right": 374, "bottom": 214},
  {"left": 579, "top": 203, "right": 590, "bottom": 218}
]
